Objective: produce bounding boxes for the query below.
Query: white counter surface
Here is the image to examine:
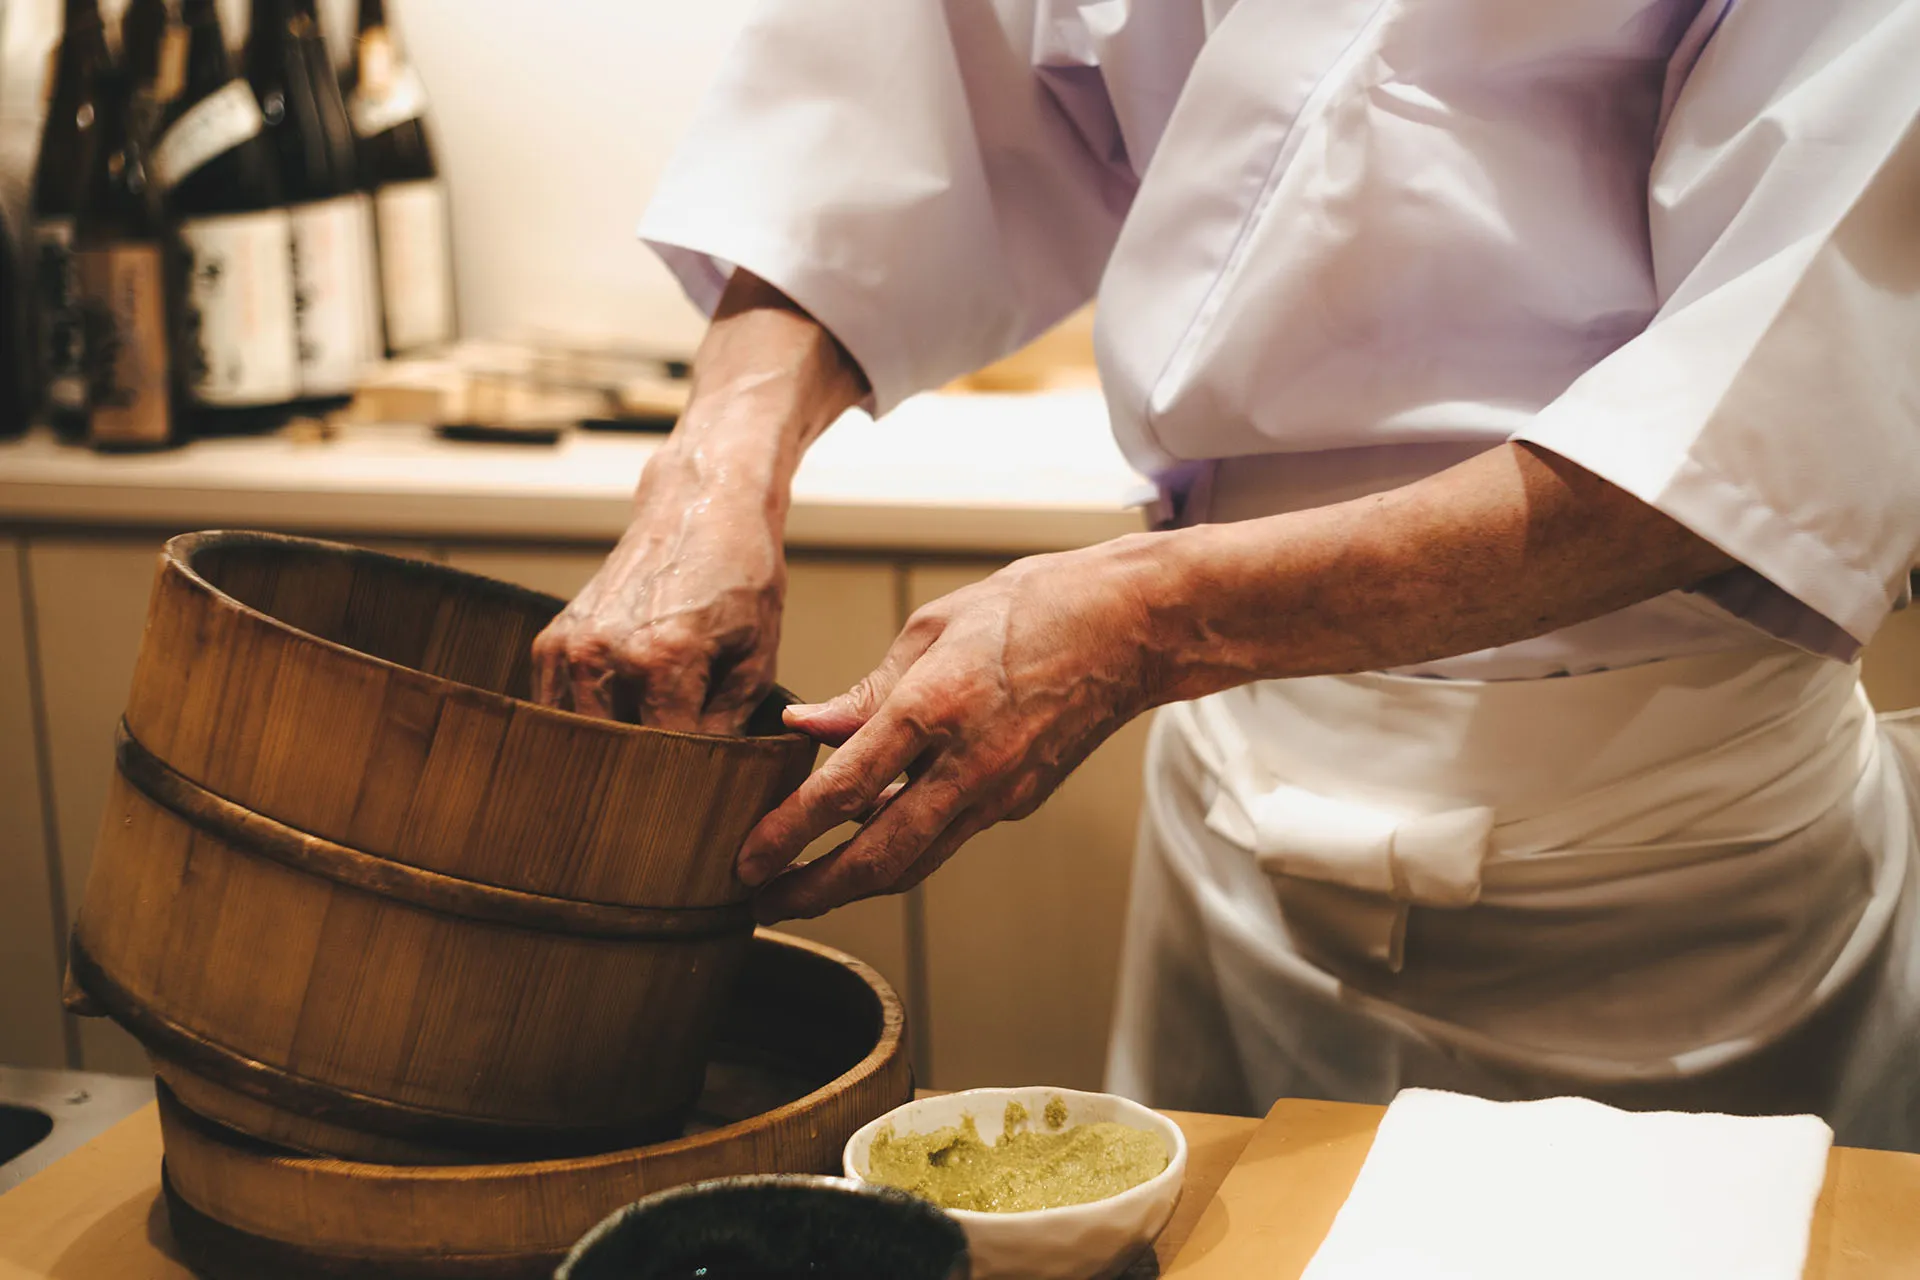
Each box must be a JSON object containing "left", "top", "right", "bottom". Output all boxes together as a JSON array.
[{"left": 0, "top": 391, "right": 1150, "bottom": 553}]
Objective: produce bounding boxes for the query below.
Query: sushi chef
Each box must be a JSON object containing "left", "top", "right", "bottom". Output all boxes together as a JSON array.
[{"left": 534, "top": 0, "right": 1920, "bottom": 1150}]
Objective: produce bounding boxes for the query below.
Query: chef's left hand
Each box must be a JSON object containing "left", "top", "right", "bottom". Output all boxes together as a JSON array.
[{"left": 737, "top": 537, "right": 1166, "bottom": 922}]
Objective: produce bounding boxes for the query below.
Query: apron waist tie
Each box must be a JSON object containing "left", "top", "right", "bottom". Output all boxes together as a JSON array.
[{"left": 1181, "top": 646, "right": 1879, "bottom": 975}]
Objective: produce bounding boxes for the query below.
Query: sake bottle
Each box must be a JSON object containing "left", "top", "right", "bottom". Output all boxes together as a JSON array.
[
  {"left": 158, "top": 0, "right": 301, "bottom": 434},
  {"left": 1, "top": 211, "right": 25, "bottom": 438},
  {"left": 120, "top": 0, "right": 184, "bottom": 100},
  {"left": 28, "top": 0, "right": 111, "bottom": 440},
  {"left": 248, "top": 0, "right": 381, "bottom": 412},
  {"left": 75, "top": 70, "right": 175, "bottom": 450},
  {"left": 344, "top": 0, "right": 453, "bottom": 355}
]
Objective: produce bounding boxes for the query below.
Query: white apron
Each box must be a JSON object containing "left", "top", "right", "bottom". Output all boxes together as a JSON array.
[{"left": 1106, "top": 652, "right": 1920, "bottom": 1152}]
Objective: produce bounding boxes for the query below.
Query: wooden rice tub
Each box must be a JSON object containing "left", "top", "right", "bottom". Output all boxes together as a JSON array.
[
  {"left": 158, "top": 931, "right": 914, "bottom": 1280},
  {"left": 68, "top": 531, "right": 818, "bottom": 1158}
]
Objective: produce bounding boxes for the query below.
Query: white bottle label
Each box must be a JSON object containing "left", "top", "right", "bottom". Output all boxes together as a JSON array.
[
  {"left": 179, "top": 209, "right": 301, "bottom": 407},
  {"left": 351, "top": 63, "right": 429, "bottom": 139},
  {"left": 290, "top": 194, "right": 381, "bottom": 396},
  {"left": 374, "top": 179, "right": 454, "bottom": 353},
  {"left": 153, "top": 80, "right": 266, "bottom": 191},
  {"left": 30, "top": 217, "right": 87, "bottom": 413}
]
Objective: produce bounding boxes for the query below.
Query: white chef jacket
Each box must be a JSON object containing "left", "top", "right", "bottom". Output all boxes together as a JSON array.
[
  {"left": 640, "top": 0, "right": 1920, "bottom": 1137},
  {"left": 642, "top": 0, "right": 1920, "bottom": 680}
]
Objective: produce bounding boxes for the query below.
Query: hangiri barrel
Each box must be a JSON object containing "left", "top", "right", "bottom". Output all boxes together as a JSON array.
[
  {"left": 157, "top": 930, "right": 915, "bottom": 1280},
  {"left": 68, "top": 530, "right": 818, "bottom": 1159}
]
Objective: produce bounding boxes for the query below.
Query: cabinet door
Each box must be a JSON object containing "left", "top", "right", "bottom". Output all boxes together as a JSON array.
[
  {"left": 1864, "top": 602, "right": 1920, "bottom": 713},
  {"left": 442, "top": 548, "right": 916, "bottom": 1013},
  {"left": 28, "top": 536, "right": 170, "bottom": 1073},
  {"left": 0, "top": 538, "right": 68, "bottom": 1068},
  {"left": 906, "top": 563, "right": 1148, "bottom": 1092}
]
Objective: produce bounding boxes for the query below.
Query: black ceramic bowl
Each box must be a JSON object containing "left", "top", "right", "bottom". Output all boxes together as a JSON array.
[{"left": 556, "top": 1174, "right": 970, "bottom": 1280}]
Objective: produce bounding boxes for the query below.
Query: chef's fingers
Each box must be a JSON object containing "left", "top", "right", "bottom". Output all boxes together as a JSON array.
[
  {"left": 750, "top": 775, "right": 977, "bottom": 923},
  {"left": 530, "top": 624, "right": 572, "bottom": 710},
  {"left": 782, "top": 607, "right": 946, "bottom": 745},
  {"left": 858, "top": 777, "right": 909, "bottom": 821},
  {"left": 554, "top": 628, "right": 619, "bottom": 720},
  {"left": 602, "top": 625, "right": 711, "bottom": 731},
  {"left": 736, "top": 710, "right": 935, "bottom": 885},
  {"left": 634, "top": 662, "right": 709, "bottom": 733},
  {"left": 883, "top": 806, "right": 996, "bottom": 898},
  {"left": 695, "top": 656, "right": 773, "bottom": 735}
]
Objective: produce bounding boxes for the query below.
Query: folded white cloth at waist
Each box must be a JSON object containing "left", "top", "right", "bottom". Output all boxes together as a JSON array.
[{"left": 1301, "top": 1089, "right": 1833, "bottom": 1280}]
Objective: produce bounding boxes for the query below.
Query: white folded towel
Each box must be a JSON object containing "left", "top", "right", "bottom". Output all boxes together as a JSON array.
[{"left": 1300, "top": 1089, "right": 1833, "bottom": 1280}]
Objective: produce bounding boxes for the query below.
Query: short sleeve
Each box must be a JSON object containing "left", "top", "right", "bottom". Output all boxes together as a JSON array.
[
  {"left": 1513, "top": 0, "right": 1920, "bottom": 658},
  {"left": 638, "top": 0, "right": 1156, "bottom": 416}
]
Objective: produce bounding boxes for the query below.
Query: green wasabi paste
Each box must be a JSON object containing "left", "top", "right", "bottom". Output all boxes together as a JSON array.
[{"left": 865, "top": 1099, "right": 1168, "bottom": 1213}]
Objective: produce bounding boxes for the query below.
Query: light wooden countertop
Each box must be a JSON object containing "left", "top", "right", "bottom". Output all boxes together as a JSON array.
[
  {"left": 0, "top": 1104, "right": 1255, "bottom": 1278},
  {"left": 4, "top": 1100, "right": 1916, "bottom": 1278},
  {"left": 0, "top": 392, "right": 1151, "bottom": 555}
]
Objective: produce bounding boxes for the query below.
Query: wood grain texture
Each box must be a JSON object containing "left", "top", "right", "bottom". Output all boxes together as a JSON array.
[
  {"left": 0, "top": 1105, "right": 1248, "bottom": 1280},
  {"left": 120, "top": 532, "right": 816, "bottom": 906},
  {"left": 906, "top": 562, "right": 1149, "bottom": 1092},
  {"left": 74, "top": 736, "right": 747, "bottom": 1156},
  {"left": 113, "top": 724, "right": 747, "bottom": 941},
  {"left": 0, "top": 537, "right": 67, "bottom": 1067},
  {"left": 152, "top": 931, "right": 912, "bottom": 1278},
  {"left": 70, "top": 532, "right": 819, "bottom": 1156},
  {"left": 441, "top": 548, "right": 921, "bottom": 1062}
]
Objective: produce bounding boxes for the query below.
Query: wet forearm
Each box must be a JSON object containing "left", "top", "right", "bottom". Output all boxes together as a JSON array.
[{"left": 653, "top": 270, "right": 869, "bottom": 520}]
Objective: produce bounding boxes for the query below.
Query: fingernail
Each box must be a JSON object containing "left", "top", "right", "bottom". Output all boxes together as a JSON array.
[
  {"left": 783, "top": 703, "right": 823, "bottom": 721},
  {"left": 737, "top": 853, "right": 770, "bottom": 888}
]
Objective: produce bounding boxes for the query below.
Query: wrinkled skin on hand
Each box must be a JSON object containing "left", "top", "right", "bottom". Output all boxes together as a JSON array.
[
  {"left": 532, "top": 449, "right": 786, "bottom": 733},
  {"left": 737, "top": 536, "right": 1166, "bottom": 923}
]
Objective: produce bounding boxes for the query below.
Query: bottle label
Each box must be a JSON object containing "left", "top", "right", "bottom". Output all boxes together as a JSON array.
[
  {"left": 373, "top": 179, "right": 454, "bottom": 353},
  {"left": 31, "top": 217, "right": 88, "bottom": 414},
  {"left": 290, "top": 194, "right": 381, "bottom": 396},
  {"left": 153, "top": 80, "right": 265, "bottom": 191},
  {"left": 350, "top": 60, "right": 428, "bottom": 138},
  {"left": 78, "top": 243, "right": 173, "bottom": 447},
  {"left": 179, "top": 209, "right": 301, "bottom": 407}
]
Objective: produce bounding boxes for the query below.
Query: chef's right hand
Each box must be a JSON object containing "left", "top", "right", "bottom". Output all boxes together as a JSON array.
[
  {"left": 531, "top": 445, "right": 787, "bottom": 733},
  {"left": 528, "top": 269, "right": 868, "bottom": 733}
]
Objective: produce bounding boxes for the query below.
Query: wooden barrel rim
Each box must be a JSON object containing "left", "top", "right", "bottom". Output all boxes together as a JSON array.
[
  {"left": 163, "top": 1169, "right": 553, "bottom": 1279},
  {"left": 163, "top": 530, "right": 813, "bottom": 754},
  {"left": 115, "top": 722, "right": 753, "bottom": 940},
  {"left": 157, "top": 929, "right": 909, "bottom": 1186},
  {"left": 68, "top": 935, "right": 685, "bottom": 1158}
]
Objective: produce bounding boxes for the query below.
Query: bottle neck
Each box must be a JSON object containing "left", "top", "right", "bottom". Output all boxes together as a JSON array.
[
  {"left": 82, "top": 71, "right": 130, "bottom": 217},
  {"left": 62, "top": 0, "right": 104, "bottom": 32},
  {"left": 249, "top": 0, "right": 299, "bottom": 34}
]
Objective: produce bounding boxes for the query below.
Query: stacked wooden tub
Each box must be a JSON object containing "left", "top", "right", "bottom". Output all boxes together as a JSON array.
[{"left": 64, "top": 532, "right": 914, "bottom": 1276}]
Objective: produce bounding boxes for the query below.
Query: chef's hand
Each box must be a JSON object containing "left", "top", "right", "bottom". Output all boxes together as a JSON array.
[
  {"left": 531, "top": 270, "right": 867, "bottom": 731},
  {"left": 737, "top": 537, "right": 1168, "bottom": 921},
  {"left": 531, "top": 454, "right": 786, "bottom": 731}
]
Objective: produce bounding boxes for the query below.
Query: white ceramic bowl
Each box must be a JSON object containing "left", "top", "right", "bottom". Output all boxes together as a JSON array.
[{"left": 843, "top": 1086, "right": 1188, "bottom": 1280}]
